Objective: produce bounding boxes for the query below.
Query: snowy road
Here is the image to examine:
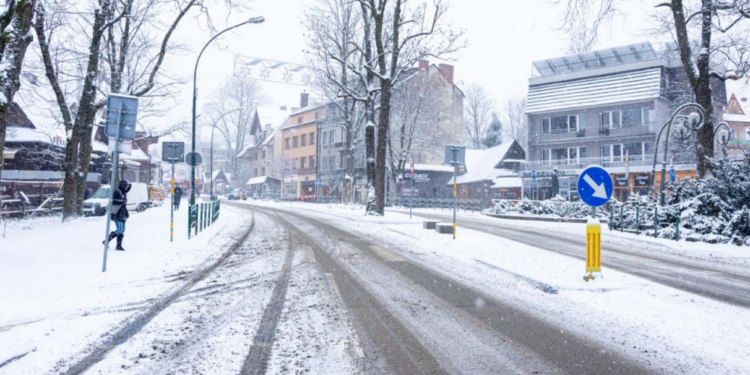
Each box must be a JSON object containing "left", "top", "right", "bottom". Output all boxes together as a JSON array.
[
  {"left": 2, "top": 202, "right": 749, "bottom": 374},
  {"left": 404, "top": 210, "right": 750, "bottom": 308}
]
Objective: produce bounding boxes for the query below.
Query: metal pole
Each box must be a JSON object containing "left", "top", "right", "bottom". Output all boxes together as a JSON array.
[
  {"left": 453, "top": 148, "right": 457, "bottom": 240},
  {"left": 190, "top": 17, "right": 264, "bottom": 207},
  {"left": 409, "top": 167, "right": 413, "bottom": 219},
  {"left": 210, "top": 125, "right": 214, "bottom": 200},
  {"left": 102, "top": 104, "right": 123, "bottom": 273},
  {"left": 170, "top": 158, "right": 175, "bottom": 243}
]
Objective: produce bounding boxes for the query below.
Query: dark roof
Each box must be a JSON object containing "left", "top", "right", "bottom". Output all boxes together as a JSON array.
[{"left": 2, "top": 102, "right": 36, "bottom": 129}]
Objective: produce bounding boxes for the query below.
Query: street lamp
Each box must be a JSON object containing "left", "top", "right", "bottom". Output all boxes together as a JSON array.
[
  {"left": 714, "top": 121, "right": 732, "bottom": 158},
  {"left": 650, "top": 103, "right": 705, "bottom": 205},
  {"left": 190, "top": 16, "right": 265, "bottom": 206}
]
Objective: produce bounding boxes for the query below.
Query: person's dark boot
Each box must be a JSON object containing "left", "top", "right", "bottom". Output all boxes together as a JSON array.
[
  {"left": 103, "top": 232, "right": 117, "bottom": 245},
  {"left": 116, "top": 235, "right": 125, "bottom": 251}
]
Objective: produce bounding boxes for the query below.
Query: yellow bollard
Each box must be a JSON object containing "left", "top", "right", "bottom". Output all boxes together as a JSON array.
[{"left": 584, "top": 218, "right": 602, "bottom": 282}]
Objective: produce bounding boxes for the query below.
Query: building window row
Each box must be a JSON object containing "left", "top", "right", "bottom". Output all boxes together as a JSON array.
[
  {"left": 602, "top": 142, "right": 653, "bottom": 162},
  {"left": 284, "top": 132, "right": 315, "bottom": 150},
  {"left": 291, "top": 156, "right": 317, "bottom": 171},
  {"left": 542, "top": 115, "right": 580, "bottom": 134},
  {"left": 542, "top": 146, "right": 587, "bottom": 165},
  {"left": 601, "top": 108, "right": 650, "bottom": 130},
  {"left": 322, "top": 130, "right": 337, "bottom": 146}
]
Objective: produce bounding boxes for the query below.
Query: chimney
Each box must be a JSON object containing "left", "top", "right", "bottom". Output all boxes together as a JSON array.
[
  {"left": 419, "top": 60, "right": 429, "bottom": 71},
  {"left": 438, "top": 64, "right": 454, "bottom": 84},
  {"left": 300, "top": 92, "right": 309, "bottom": 108}
]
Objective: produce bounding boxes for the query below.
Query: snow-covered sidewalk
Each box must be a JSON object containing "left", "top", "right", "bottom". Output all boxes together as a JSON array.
[
  {"left": 237, "top": 200, "right": 750, "bottom": 374},
  {"left": 0, "top": 203, "right": 248, "bottom": 372}
]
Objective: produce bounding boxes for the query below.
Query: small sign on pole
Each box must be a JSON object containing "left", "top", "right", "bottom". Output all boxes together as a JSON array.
[
  {"left": 162, "top": 142, "right": 185, "bottom": 243},
  {"left": 445, "top": 145, "right": 465, "bottom": 240},
  {"left": 577, "top": 165, "right": 613, "bottom": 282},
  {"left": 102, "top": 94, "right": 139, "bottom": 273}
]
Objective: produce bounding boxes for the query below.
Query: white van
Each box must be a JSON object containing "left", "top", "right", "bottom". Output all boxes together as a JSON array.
[{"left": 83, "top": 182, "right": 150, "bottom": 216}]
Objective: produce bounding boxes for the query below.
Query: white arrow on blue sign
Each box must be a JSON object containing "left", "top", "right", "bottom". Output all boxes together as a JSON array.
[{"left": 577, "top": 166, "right": 613, "bottom": 207}]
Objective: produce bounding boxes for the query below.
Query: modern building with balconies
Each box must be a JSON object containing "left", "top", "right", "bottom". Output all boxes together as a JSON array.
[{"left": 523, "top": 42, "right": 726, "bottom": 201}]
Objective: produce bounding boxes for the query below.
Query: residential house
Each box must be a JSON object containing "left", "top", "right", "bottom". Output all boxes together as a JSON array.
[
  {"left": 450, "top": 140, "right": 526, "bottom": 204},
  {"left": 524, "top": 42, "right": 726, "bottom": 201},
  {"left": 723, "top": 93, "right": 750, "bottom": 157},
  {"left": 280, "top": 94, "right": 323, "bottom": 201},
  {"left": 237, "top": 109, "right": 290, "bottom": 198}
]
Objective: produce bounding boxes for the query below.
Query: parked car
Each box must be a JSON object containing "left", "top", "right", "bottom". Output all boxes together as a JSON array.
[
  {"left": 228, "top": 189, "right": 247, "bottom": 201},
  {"left": 83, "top": 182, "right": 150, "bottom": 216}
]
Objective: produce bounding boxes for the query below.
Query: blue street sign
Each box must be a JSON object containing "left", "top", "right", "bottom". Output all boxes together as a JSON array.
[
  {"left": 531, "top": 169, "right": 536, "bottom": 180},
  {"left": 315, "top": 179, "right": 322, "bottom": 186},
  {"left": 577, "top": 166, "right": 613, "bottom": 207},
  {"left": 669, "top": 168, "right": 675, "bottom": 182},
  {"left": 104, "top": 94, "right": 139, "bottom": 141}
]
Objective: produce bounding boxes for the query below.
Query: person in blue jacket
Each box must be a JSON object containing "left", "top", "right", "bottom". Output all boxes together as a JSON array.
[{"left": 103, "top": 180, "right": 131, "bottom": 251}]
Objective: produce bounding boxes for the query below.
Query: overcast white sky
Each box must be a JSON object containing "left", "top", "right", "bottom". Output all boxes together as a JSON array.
[{"left": 156, "top": 0, "right": 749, "bottom": 142}]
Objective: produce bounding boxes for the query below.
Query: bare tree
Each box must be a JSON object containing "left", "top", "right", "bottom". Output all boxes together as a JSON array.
[
  {"left": 555, "top": 0, "right": 750, "bottom": 177},
  {"left": 33, "top": 0, "right": 239, "bottom": 220},
  {"left": 0, "top": 0, "right": 38, "bottom": 216},
  {"left": 463, "top": 84, "right": 494, "bottom": 149},
  {"left": 502, "top": 97, "right": 527, "bottom": 149},
  {"left": 387, "top": 68, "right": 443, "bottom": 186},
  {"left": 305, "top": 0, "right": 366, "bottom": 204},
  {"left": 205, "top": 75, "right": 266, "bottom": 184},
  {"left": 357, "top": 0, "right": 464, "bottom": 215}
]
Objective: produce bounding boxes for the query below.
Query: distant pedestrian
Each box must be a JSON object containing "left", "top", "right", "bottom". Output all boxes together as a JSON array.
[
  {"left": 103, "top": 180, "right": 131, "bottom": 251},
  {"left": 173, "top": 186, "right": 183, "bottom": 211}
]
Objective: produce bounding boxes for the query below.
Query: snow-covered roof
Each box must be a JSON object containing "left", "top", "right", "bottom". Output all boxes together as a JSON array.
[
  {"left": 5, "top": 127, "right": 51, "bottom": 143},
  {"left": 120, "top": 144, "right": 150, "bottom": 162},
  {"left": 491, "top": 177, "right": 523, "bottom": 189},
  {"left": 246, "top": 176, "right": 269, "bottom": 185},
  {"left": 527, "top": 67, "right": 662, "bottom": 114},
  {"left": 413, "top": 164, "right": 454, "bottom": 172},
  {"left": 454, "top": 141, "right": 516, "bottom": 185},
  {"left": 724, "top": 113, "right": 750, "bottom": 123}
]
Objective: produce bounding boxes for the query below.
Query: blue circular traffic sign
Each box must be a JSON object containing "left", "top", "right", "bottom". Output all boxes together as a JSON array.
[{"left": 577, "top": 166, "right": 613, "bottom": 207}]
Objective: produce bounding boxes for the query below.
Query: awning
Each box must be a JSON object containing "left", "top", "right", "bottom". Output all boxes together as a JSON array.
[{"left": 3, "top": 149, "right": 18, "bottom": 160}]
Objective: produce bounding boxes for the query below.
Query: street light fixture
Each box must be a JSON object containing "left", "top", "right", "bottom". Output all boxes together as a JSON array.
[{"left": 190, "top": 16, "right": 265, "bottom": 206}]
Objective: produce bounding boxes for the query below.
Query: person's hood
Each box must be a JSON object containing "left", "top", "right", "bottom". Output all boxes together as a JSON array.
[{"left": 119, "top": 180, "right": 132, "bottom": 193}]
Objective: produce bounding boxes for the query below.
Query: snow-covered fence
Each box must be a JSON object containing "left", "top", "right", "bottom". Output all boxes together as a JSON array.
[
  {"left": 1, "top": 181, "right": 64, "bottom": 218},
  {"left": 188, "top": 199, "right": 221, "bottom": 239},
  {"left": 386, "top": 197, "right": 484, "bottom": 213}
]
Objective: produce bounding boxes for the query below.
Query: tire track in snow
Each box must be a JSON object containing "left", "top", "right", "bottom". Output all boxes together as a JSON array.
[{"left": 55, "top": 212, "right": 256, "bottom": 375}]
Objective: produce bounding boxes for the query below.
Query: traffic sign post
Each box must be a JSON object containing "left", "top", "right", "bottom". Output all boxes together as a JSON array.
[
  {"left": 445, "top": 145, "right": 465, "bottom": 240},
  {"left": 163, "top": 142, "right": 185, "bottom": 243},
  {"left": 101, "top": 95, "right": 139, "bottom": 273},
  {"left": 409, "top": 162, "right": 414, "bottom": 219},
  {"left": 577, "top": 166, "right": 613, "bottom": 282}
]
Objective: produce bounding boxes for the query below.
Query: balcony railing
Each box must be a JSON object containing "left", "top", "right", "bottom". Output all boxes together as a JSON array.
[{"left": 576, "top": 129, "right": 586, "bottom": 137}]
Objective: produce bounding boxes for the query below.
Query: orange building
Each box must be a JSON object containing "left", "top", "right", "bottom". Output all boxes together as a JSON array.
[{"left": 280, "top": 98, "right": 325, "bottom": 201}]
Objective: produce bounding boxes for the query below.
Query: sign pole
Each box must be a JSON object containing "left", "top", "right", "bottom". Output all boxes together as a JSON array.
[
  {"left": 102, "top": 104, "right": 123, "bottom": 273},
  {"left": 170, "top": 158, "right": 175, "bottom": 242},
  {"left": 409, "top": 162, "right": 413, "bottom": 220},
  {"left": 577, "top": 166, "right": 612, "bottom": 282},
  {"left": 453, "top": 148, "right": 457, "bottom": 240}
]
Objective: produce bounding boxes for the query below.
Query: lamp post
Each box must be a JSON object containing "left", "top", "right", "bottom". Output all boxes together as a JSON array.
[
  {"left": 650, "top": 103, "right": 705, "bottom": 205},
  {"left": 190, "top": 16, "right": 265, "bottom": 206},
  {"left": 713, "top": 121, "right": 732, "bottom": 158}
]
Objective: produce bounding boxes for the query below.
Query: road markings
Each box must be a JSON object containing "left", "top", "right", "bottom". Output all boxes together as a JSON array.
[
  {"left": 325, "top": 273, "right": 364, "bottom": 358},
  {"left": 369, "top": 245, "right": 405, "bottom": 262}
]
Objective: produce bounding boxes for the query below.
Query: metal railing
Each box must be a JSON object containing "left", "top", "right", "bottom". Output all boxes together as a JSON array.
[
  {"left": 386, "top": 197, "right": 485, "bottom": 213},
  {"left": 188, "top": 199, "right": 221, "bottom": 238}
]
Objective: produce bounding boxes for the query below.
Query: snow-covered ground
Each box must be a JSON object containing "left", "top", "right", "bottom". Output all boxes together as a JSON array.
[
  {"left": 235, "top": 200, "right": 750, "bottom": 374},
  {"left": 0, "top": 203, "right": 248, "bottom": 373}
]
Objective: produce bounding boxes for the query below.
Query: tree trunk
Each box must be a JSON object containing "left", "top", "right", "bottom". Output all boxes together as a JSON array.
[
  {"left": 0, "top": 0, "right": 36, "bottom": 216},
  {"left": 62, "top": 3, "right": 108, "bottom": 220},
  {"left": 365, "top": 99, "right": 377, "bottom": 214},
  {"left": 375, "top": 80, "right": 392, "bottom": 215}
]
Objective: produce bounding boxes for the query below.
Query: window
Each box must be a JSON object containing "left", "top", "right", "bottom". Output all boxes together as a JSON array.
[
  {"left": 293, "top": 158, "right": 298, "bottom": 169},
  {"left": 262, "top": 150, "right": 266, "bottom": 159},
  {"left": 329, "top": 131, "right": 335, "bottom": 145},
  {"left": 340, "top": 151, "right": 346, "bottom": 169},
  {"left": 602, "top": 142, "right": 652, "bottom": 162},
  {"left": 545, "top": 115, "right": 579, "bottom": 134},
  {"left": 310, "top": 132, "right": 316, "bottom": 145},
  {"left": 542, "top": 118, "right": 550, "bottom": 134},
  {"left": 315, "top": 112, "right": 320, "bottom": 120},
  {"left": 322, "top": 131, "right": 328, "bottom": 146},
  {"left": 329, "top": 155, "right": 336, "bottom": 170},
  {"left": 309, "top": 156, "right": 316, "bottom": 169},
  {"left": 261, "top": 167, "right": 266, "bottom": 175},
  {"left": 600, "top": 110, "right": 621, "bottom": 129},
  {"left": 341, "top": 129, "right": 346, "bottom": 142},
  {"left": 293, "top": 136, "right": 299, "bottom": 148},
  {"left": 285, "top": 138, "right": 290, "bottom": 150},
  {"left": 298, "top": 117, "right": 303, "bottom": 124},
  {"left": 548, "top": 147, "right": 586, "bottom": 164},
  {"left": 621, "top": 108, "right": 643, "bottom": 128},
  {"left": 301, "top": 134, "right": 307, "bottom": 147},
  {"left": 301, "top": 157, "right": 307, "bottom": 169},
  {"left": 254, "top": 152, "right": 258, "bottom": 161},
  {"left": 551, "top": 116, "right": 568, "bottom": 133}
]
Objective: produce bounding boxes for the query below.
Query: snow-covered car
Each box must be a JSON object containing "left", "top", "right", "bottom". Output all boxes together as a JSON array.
[
  {"left": 83, "top": 182, "right": 150, "bottom": 216},
  {"left": 228, "top": 189, "right": 247, "bottom": 201}
]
